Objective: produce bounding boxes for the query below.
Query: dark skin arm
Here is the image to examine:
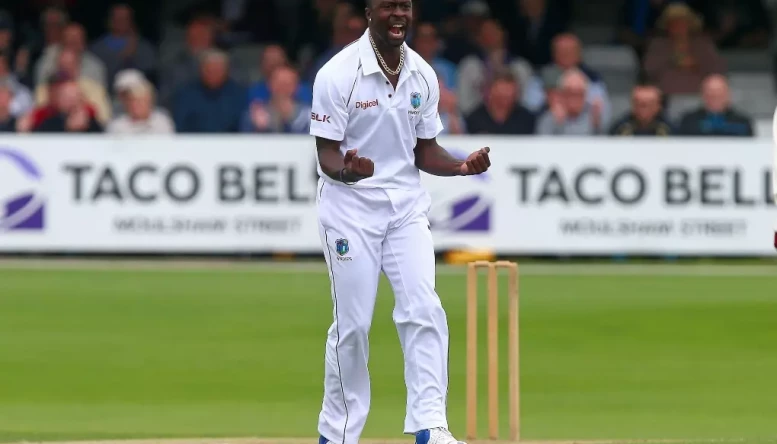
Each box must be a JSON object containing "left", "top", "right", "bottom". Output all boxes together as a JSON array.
[
  {"left": 414, "top": 137, "right": 491, "bottom": 176},
  {"left": 316, "top": 136, "right": 374, "bottom": 183}
]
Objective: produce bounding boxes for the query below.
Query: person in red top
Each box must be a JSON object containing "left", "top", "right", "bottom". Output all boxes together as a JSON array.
[{"left": 17, "top": 71, "right": 97, "bottom": 131}]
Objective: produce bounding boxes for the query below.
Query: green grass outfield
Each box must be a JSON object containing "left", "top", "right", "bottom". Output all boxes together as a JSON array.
[{"left": 0, "top": 261, "right": 776, "bottom": 443}]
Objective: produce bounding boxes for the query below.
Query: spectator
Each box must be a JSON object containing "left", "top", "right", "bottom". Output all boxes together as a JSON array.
[
  {"left": 306, "top": 14, "right": 366, "bottom": 81},
  {"left": 160, "top": 17, "right": 215, "bottom": 107},
  {"left": 241, "top": 66, "right": 310, "bottom": 134},
  {"left": 536, "top": 68, "right": 605, "bottom": 135},
  {"left": 172, "top": 49, "right": 247, "bottom": 133},
  {"left": 35, "top": 48, "right": 111, "bottom": 124},
  {"left": 33, "top": 78, "right": 102, "bottom": 133},
  {"left": 411, "top": 23, "right": 458, "bottom": 91},
  {"left": 0, "top": 80, "right": 16, "bottom": 132},
  {"left": 643, "top": 4, "right": 726, "bottom": 95},
  {"left": 111, "top": 68, "right": 147, "bottom": 116},
  {"left": 0, "top": 49, "right": 34, "bottom": 117},
  {"left": 442, "top": 0, "right": 491, "bottom": 64},
  {"left": 617, "top": 0, "right": 671, "bottom": 60},
  {"left": 523, "top": 33, "right": 611, "bottom": 125},
  {"left": 508, "top": 0, "right": 569, "bottom": 67},
  {"left": 677, "top": 74, "right": 754, "bottom": 137},
  {"left": 439, "top": 80, "right": 466, "bottom": 134},
  {"left": 690, "top": 0, "right": 771, "bottom": 49},
  {"left": 12, "top": 7, "right": 68, "bottom": 87},
  {"left": 90, "top": 4, "right": 157, "bottom": 90},
  {"left": 107, "top": 81, "right": 175, "bottom": 134},
  {"left": 465, "top": 71, "right": 535, "bottom": 134},
  {"left": 609, "top": 84, "right": 673, "bottom": 136},
  {"left": 34, "top": 22, "right": 107, "bottom": 88},
  {"left": 248, "top": 45, "right": 312, "bottom": 106},
  {"left": 17, "top": 73, "right": 100, "bottom": 132},
  {"left": 458, "top": 19, "right": 533, "bottom": 116}
]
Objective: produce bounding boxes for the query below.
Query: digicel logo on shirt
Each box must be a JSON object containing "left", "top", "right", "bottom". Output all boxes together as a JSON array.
[
  {"left": 311, "top": 112, "right": 331, "bottom": 123},
  {"left": 355, "top": 99, "right": 378, "bottom": 110}
]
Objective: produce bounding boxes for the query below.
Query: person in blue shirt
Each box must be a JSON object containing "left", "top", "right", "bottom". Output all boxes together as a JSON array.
[{"left": 172, "top": 49, "right": 247, "bottom": 133}]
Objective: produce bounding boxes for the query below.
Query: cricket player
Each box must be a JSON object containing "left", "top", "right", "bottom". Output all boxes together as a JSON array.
[{"left": 309, "top": 1, "right": 491, "bottom": 443}]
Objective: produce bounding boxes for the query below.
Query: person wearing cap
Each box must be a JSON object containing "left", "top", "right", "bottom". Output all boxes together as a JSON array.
[
  {"left": 106, "top": 80, "right": 174, "bottom": 134},
  {"left": 112, "top": 68, "right": 146, "bottom": 114},
  {"left": 643, "top": 3, "right": 725, "bottom": 95}
]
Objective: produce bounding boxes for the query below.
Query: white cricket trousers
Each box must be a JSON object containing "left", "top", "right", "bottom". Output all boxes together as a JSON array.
[{"left": 316, "top": 178, "right": 450, "bottom": 444}]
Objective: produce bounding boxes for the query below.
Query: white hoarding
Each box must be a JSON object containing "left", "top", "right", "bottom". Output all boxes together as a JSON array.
[{"left": 0, "top": 135, "right": 774, "bottom": 256}]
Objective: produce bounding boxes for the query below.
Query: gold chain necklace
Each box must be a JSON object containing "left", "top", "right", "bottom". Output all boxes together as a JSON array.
[{"left": 369, "top": 31, "right": 404, "bottom": 76}]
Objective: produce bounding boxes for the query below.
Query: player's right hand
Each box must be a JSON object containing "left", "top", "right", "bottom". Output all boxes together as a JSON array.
[{"left": 343, "top": 149, "right": 374, "bottom": 179}]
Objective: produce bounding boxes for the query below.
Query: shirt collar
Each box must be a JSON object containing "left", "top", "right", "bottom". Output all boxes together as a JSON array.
[{"left": 358, "top": 29, "right": 417, "bottom": 75}]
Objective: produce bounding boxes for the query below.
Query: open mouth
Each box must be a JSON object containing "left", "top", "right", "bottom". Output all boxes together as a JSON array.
[{"left": 389, "top": 24, "right": 405, "bottom": 38}]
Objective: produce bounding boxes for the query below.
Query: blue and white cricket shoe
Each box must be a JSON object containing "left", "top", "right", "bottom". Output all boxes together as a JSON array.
[
  {"left": 318, "top": 436, "right": 331, "bottom": 444},
  {"left": 415, "top": 427, "right": 467, "bottom": 444}
]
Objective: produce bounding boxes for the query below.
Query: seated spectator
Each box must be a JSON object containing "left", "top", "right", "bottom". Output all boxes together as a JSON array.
[
  {"left": 90, "top": 4, "right": 157, "bottom": 90},
  {"left": 690, "top": 0, "right": 770, "bottom": 49},
  {"left": 677, "top": 74, "right": 753, "bottom": 137},
  {"left": 33, "top": 78, "right": 102, "bottom": 133},
  {"left": 248, "top": 45, "right": 312, "bottom": 106},
  {"left": 523, "top": 33, "right": 611, "bottom": 125},
  {"left": 35, "top": 22, "right": 107, "bottom": 88},
  {"left": 508, "top": 0, "right": 568, "bottom": 68},
  {"left": 306, "top": 14, "right": 366, "bottom": 81},
  {"left": 0, "top": 80, "right": 16, "bottom": 132},
  {"left": 610, "top": 84, "right": 673, "bottom": 136},
  {"left": 458, "top": 19, "right": 533, "bottom": 116},
  {"left": 411, "top": 23, "right": 458, "bottom": 91},
  {"left": 617, "top": 0, "right": 671, "bottom": 60},
  {"left": 111, "top": 68, "right": 147, "bottom": 116},
  {"left": 0, "top": 49, "right": 33, "bottom": 117},
  {"left": 173, "top": 49, "right": 247, "bottom": 133},
  {"left": 439, "top": 81, "right": 466, "bottom": 134},
  {"left": 160, "top": 17, "right": 215, "bottom": 107},
  {"left": 35, "top": 48, "right": 111, "bottom": 124},
  {"left": 465, "top": 72, "right": 535, "bottom": 134},
  {"left": 241, "top": 66, "right": 310, "bottom": 134},
  {"left": 537, "top": 68, "right": 605, "bottom": 135},
  {"left": 643, "top": 4, "right": 725, "bottom": 95},
  {"left": 107, "top": 81, "right": 174, "bottom": 134},
  {"left": 16, "top": 73, "right": 100, "bottom": 132}
]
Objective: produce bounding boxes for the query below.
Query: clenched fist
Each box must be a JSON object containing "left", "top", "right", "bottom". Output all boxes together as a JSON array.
[
  {"left": 460, "top": 147, "right": 491, "bottom": 175},
  {"left": 342, "top": 149, "right": 374, "bottom": 182}
]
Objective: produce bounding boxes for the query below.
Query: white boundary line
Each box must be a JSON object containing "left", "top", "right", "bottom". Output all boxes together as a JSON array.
[{"left": 0, "top": 259, "right": 775, "bottom": 276}]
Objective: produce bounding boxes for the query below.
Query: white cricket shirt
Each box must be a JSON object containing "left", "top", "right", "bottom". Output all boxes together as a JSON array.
[{"left": 310, "top": 29, "right": 444, "bottom": 190}]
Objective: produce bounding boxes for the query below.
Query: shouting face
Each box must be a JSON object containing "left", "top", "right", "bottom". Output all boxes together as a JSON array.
[{"left": 367, "top": 0, "right": 413, "bottom": 48}]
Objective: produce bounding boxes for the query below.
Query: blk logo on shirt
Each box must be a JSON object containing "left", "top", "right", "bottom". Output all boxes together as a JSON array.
[{"left": 311, "top": 112, "right": 331, "bottom": 123}]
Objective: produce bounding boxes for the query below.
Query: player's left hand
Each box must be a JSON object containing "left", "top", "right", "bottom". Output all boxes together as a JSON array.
[{"left": 460, "top": 147, "right": 491, "bottom": 175}]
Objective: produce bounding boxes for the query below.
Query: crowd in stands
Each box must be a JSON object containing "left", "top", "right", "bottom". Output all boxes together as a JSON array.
[{"left": 0, "top": 0, "right": 770, "bottom": 136}]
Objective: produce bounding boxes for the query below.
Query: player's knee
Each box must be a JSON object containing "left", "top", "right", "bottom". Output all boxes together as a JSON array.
[{"left": 337, "top": 317, "right": 372, "bottom": 339}]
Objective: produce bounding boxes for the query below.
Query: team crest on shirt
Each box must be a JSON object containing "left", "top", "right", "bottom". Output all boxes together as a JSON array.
[
  {"left": 335, "top": 238, "right": 350, "bottom": 257},
  {"left": 410, "top": 92, "right": 422, "bottom": 109}
]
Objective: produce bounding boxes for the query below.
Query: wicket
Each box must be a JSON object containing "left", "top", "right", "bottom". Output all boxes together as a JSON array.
[{"left": 466, "top": 260, "right": 520, "bottom": 442}]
